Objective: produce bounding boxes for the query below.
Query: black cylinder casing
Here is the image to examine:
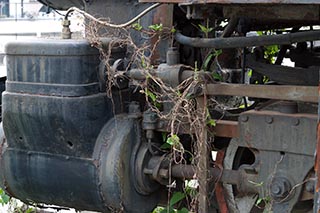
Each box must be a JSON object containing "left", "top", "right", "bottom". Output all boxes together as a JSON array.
[{"left": 0, "top": 40, "right": 158, "bottom": 212}]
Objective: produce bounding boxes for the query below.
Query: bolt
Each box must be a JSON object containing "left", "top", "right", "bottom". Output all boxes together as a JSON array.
[
  {"left": 241, "top": 116, "right": 249, "bottom": 122},
  {"left": 292, "top": 118, "right": 300, "bottom": 126},
  {"left": 270, "top": 177, "right": 292, "bottom": 200},
  {"left": 271, "top": 183, "right": 282, "bottom": 195},
  {"left": 265, "top": 117, "right": 273, "bottom": 124},
  {"left": 305, "top": 181, "right": 315, "bottom": 193},
  {"left": 61, "top": 19, "right": 71, "bottom": 39}
]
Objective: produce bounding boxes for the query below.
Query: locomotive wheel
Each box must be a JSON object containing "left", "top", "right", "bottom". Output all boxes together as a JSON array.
[
  {"left": 223, "top": 140, "right": 259, "bottom": 213},
  {"left": 223, "top": 139, "right": 313, "bottom": 213}
]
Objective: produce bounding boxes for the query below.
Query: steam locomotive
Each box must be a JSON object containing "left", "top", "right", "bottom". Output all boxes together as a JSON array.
[{"left": 1, "top": 0, "right": 320, "bottom": 212}]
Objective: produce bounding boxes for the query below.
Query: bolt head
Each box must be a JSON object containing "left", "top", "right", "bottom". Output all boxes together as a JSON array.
[
  {"left": 270, "top": 177, "right": 292, "bottom": 200},
  {"left": 241, "top": 116, "right": 249, "bottom": 122},
  {"left": 265, "top": 117, "right": 273, "bottom": 124},
  {"left": 271, "top": 184, "right": 281, "bottom": 195},
  {"left": 292, "top": 118, "right": 300, "bottom": 126}
]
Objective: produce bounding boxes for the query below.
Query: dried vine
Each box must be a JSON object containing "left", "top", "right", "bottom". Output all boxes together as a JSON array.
[{"left": 83, "top": 13, "right": 222, "bottom": 212}]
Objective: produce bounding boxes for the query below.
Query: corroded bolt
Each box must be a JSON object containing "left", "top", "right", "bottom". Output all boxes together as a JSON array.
[
  {"left": 292, "top": 118, "right": 300, "bottom": 126},
  {"left": 61, "top": 19, "right": 71, "bottom": 39},
  {"left": 271, "top": 183, "right": 282, "bottom": 196},
  {"left": 240, "top": 116, "right": 249, "bottom": 122},
  {"left": 265, "top": 117, "right": 273, "bottom": 124},
  {"left": 305, "top": 181, "right": 314, "bottom": 193},
  {"left": 270, "top": 177, "right": 292, "bottom": 201}
]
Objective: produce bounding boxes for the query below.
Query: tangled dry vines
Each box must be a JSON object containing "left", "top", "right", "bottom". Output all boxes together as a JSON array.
[{"left": 86, "top": 19, "right": 217, "bottom": 211}]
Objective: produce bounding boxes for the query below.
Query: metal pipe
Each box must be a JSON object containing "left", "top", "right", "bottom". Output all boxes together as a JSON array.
[{"left": 175, "top": 30, "right": 320, "bottom": 49}]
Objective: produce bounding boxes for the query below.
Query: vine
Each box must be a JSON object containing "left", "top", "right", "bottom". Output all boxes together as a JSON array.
[{"left": 63, "top": 5, "right": 229, "bottom": 211}]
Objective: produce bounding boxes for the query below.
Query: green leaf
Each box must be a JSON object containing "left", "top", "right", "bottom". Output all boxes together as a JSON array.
[
  {"left": 198, "top": 24, "right": 213, "bottom": 34},
  {"left": 160, "top": 142, "right": 172, "bottom": 149},
  {"left": 149, "top": 23, "right": 163, "bottom": 32},
  {"left": 145, "top": 89, "right": 157, "bottom": 103},
  {"left": 248, "top": 180, "right": 264, "bottom": 187},
  {"left": 166, "top": 134, "right": 180, "bottom": 146},
  {"left": 26, "top": 208, "right": 35, "bottom": 213},
  {"left": 207, "top": 119, "right": 216, "bottom": 127},
  {"left": 169, "top": 192, "right": 186, "bottom": 206},
  {"left": 202, "top": 53, "right": 214, "bottom": 71},
  {"left": 0, "top": 188, "right": 10, "bottom": 205},
  {"left": 152, "top": 207, "right": 165, "bottom": 213},
  {"left": 256, "top": 198, "right": 263, "bottom": 205},
  {"left": 198, "top": 24, "right": 207, "bottom": 33},
  {"left": 214, "top": 49, "right": 222, "bottom": 56},
  {"left": 212, "top": 72, "right": 223, "bottom": 81},
  {"left": 177, "top": 208, "right": 189, "bottom": 213},
  {"left": 162, "top": 133, "right": 167, "bottom": 143},
  {"left": 257, "top": 31, "right": 263, "bottom": 36},
  {"left": 132, "top": 22, "right": 143, "bottom": 31}
]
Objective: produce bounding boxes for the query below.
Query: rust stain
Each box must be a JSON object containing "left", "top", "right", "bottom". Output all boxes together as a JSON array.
[
  {"left": 150, "top": 4, "right": 173, "bottom": 64},
  {"left": 314, "top": 80, "right": 320, "bottom": 212},
  {"left": 215, "top": 150, "right": 228, "bottom": 213},
  {"left": 315, "top": 84, "right": 320, "bottom": 193},
  {"left": 212, "top": 120, "right": 239, "bottom": 138}
]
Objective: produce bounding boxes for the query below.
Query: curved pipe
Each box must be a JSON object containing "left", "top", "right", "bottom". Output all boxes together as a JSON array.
[
  {"left": 65, "top": 3, "right": 161, "bottom": 28},
  {"left": 175, "top": 30, "right": 320, "bottom": 49}
]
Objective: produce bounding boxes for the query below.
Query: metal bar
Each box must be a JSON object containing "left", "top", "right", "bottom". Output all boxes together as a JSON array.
[
  {"left": 314, "top": 71, "right": 320, "bottom": 213},
  {"left": 175, "top": 30, "right": 320, "bottom": 49},
  {"left": 207, "top": 84, "right": 318, "bottom": 103},
  {"left": 139, "top": 0, "right": 320, "bottom": 4},
  {"left": 210, "top": 120, "right": 239, "bottom": 138},
  {"left": 215, "top": 150, "right": 229, "bottom": 213},
  {"left": 157, "top": 119, "right": 239, "bottom": 138},
  {"left": 247, "top": 55, "right": 318, "bottom": 86},
  {"left": 171, "top": 164, "right": 197, "bottom": 179},
  {"left": 171, "top": 164, "right": 241, "bottom": 185}
]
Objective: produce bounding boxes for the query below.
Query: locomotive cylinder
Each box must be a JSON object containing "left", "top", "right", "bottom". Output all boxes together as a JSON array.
[{"left": 0, "top": 40, "right": 158, "bottom": 212}]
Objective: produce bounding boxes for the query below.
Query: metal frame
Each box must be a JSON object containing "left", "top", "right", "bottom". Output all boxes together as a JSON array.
[{"left": 139, "top": 0, "right": 320, "bottom": 4}]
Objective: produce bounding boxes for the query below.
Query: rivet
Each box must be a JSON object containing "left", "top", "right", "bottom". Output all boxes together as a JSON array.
[
  {"left": 292, "top": 118, "right": 299, "bottom": 126},
  {"left": 241, "top": 116, "right": 249, "bottom": 122},
  {"left": 265, "top": 117, "right": 273, "bottom": 124}
]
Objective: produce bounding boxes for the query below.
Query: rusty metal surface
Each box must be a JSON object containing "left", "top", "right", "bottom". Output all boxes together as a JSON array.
[
  {"left": 210, "top": 120, "right": 239, "bottom": 138},
  {"left": 223, "top": 5, "right": 319, "bottom": 21},
  {"left": 215, "top": 150, "right": 229, "bottom": 213},
  {"left": 239, "top": 110, "right": 317, "bottom": 155},
  {"left": 237, "top": 110, "right": 316, "bottom": 211},
  {"left": 150, "top": 4, "right": 173, "bottom": 64},
  {"left": 157, "top": 119, "right": 238, "bottom": 138},
  {"left": 314, "top": 78, "right": 320, "bottom": 212},
  {"left": 207, "top": 84, "right": 318, "bottom": 103},
  {"left": 139, "top": 0, "right": 320, "bottom": 4}
]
